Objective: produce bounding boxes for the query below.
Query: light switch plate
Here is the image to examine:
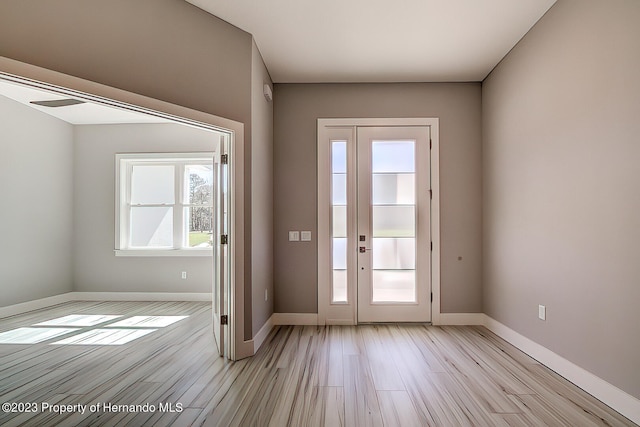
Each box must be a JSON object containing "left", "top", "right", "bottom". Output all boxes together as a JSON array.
[
  {"left": 301, "top": 231, "right": 312, "bottom": 241},
  {"left": 538, "top": 305, "right": 546, "bottom": 321},
  {"left": 288, "top": 231, "right": 300, "bottom": 241}
]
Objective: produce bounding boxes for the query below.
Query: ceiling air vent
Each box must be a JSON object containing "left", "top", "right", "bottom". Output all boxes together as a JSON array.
[{"left": 30, "top": 99, "right": 85, "bottom": 108}]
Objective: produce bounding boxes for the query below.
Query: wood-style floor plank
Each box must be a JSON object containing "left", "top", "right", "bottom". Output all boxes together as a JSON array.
[{"left": 0, "top": 302, "right": 636, "bottom": 426}]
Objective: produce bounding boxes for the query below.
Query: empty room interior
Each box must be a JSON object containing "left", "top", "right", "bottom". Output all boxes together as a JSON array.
[{"left": 0, "top": 0, "right": 639, "bottom": 426}]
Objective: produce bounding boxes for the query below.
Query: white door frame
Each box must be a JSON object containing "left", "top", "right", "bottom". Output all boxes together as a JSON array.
[
  {"left": 0, "top": 56, "right": 253, "bottom": 360},
  {"left": 317, "top": 118, "right": 441, "bottom": 325}
]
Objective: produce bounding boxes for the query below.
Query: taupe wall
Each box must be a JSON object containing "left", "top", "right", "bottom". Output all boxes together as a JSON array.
[
  {"left": 250, "top": 41, "right": 274, "bottom": 337},
  {"left": 273, "top": 83, "right": 482, "bottom": 314},
  {"left": 73, "top": 123, "right": 216, "bottom": 294},
  {"left": 0, "top": 95, "right": 74, "bottom": 306},
  {"left": 0, "top": 0, "right": 251, "bottom": 127},
  {"left": 483, "top": 0, "right": 640, "bottom": 399}
]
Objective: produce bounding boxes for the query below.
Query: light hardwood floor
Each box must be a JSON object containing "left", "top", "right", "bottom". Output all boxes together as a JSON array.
[{"left": 0, "top": 301, "right": 635, "bottom": 426}]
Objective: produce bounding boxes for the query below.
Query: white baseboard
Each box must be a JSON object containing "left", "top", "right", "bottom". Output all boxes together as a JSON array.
[
  {"left": 483, "top": 315, "right": 640, "bottom": 425},
  {"left": 253, "top": 314, "right": 274, "bottom": 353},
  {"left": 0, "top": 292, "right": 212, "bottom": 319},
  {"left": 438, "top": 312, "right": 485, "bottom": 325},
  {"left": 0, "top": 293, "right": 74, "bottom": 318},
  {"left": 70, "top": 292, "right": 211, "bottom": 302},
  {"left": 272, "top": 312, "right": 319, "bottom": 325}
]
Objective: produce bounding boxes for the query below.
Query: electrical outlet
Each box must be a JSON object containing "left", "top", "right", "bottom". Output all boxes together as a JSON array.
[
  {"left": 181, "top": 271, "right": 187, "bottom": 280},
  {"left": 538, "top": 305, "right": 546, "bottom": 320}
]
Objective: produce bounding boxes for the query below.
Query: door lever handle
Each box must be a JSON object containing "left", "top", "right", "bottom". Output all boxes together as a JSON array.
[{"left": 359, "top": 247, "right": 372, "bottom": 253}]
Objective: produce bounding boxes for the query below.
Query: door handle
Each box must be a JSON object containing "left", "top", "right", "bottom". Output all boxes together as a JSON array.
[{"left": 359, "top": 247, "right": 372, "bottom": 253}]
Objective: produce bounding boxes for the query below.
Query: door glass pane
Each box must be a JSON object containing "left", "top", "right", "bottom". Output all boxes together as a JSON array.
[
  {"left": 131, "top": 165, "right": 175, "bottom": 204},
  {"left": 372, "top": 238, "right": 415, "bottom": 269},
  {"left": 372, "top": 271, "right": 416, "bottom": 302},
  {"left": 333, "top": 270, "right": 347, "bottom": 303},
  {"left": 130, "top": 207, "right": 173, "bottom": 247},
  {"left": 332, "top": 141, "right": 347, "bottom": 173},
  {"left": 332, "top": 238, "right": 347, "bottom": 303},
  {"left": 371, "top": 141, "right": 415, "bottom": 173},
  {"left": 332, "top": 140, "right": 348, "bottom": 303},
  {"left": 373, "top": 174, "right": 414, "bottom": 204},
  {"left": 371, "top": 139, "right": 417, "bottom": 303},
  {"left": 332, "top": 173, "right": 346, "bottom": 205},
  {"left": 332, "top": 206, "right": 346, "bottom": 237},
  {"left": 332, "top": 238, "right": 347, "bottom": 270},
  {"left": 372, "top": 206, "right": 415, "bottom": 237}
]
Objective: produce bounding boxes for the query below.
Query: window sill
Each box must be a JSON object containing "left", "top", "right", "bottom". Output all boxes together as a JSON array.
[{"left": 114, "top": 249, "right": 213, "bottom": 257}]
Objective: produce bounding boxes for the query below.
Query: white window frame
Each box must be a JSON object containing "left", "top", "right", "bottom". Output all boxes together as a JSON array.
[{"left": 115, "top": 152, "right": 215, "bottom": 257}]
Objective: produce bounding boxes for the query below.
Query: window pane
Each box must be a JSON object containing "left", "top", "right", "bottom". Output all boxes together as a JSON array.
[
  {"left": 372, "top": 270, "right": 416, "bottom": 303},
  {"left": 332, "top": 237, "right": 347, "bottom": 269},
  {"left": 131, "top": 165, "right": 175, "bottom": 204},
  {"left": 332, "top": 140, "right": 347, "bottom": 173},
  {"left": 130, "top": 207, "right": 173, "bottom": 247},
  {"left": 372, "top": 173, "right": 415, "bottom": 205},
  {"left": 371, "top": 140, "right": 415, "bottom": 173},
  {"left": 372, "top": 206, "right": 415, "bottom": 237},
  {"left": 333, "top": 205, "right": 347, "bottom": 237},
  {"left": 185, "top": 164, "right": 213, "bottom": 205},
  {"left": 332, "top": 270, "right": 347, "bottom": 303},
  {"left": 332, "top": 173, "right": 346, "bottom": 205},
  {"left": 332, "top": 235, "right": 347, "bottom": 303},
  {"left": 372, "top": 238, "right": 415, "bottom": 269},
  {"left": 184, "top": 207, "right": 213, "bottom": 247}
]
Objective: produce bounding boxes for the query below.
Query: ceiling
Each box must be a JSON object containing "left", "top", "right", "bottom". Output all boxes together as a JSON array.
[
  {"left": 186, "top": 0, "right": 556, "bottom": 83},
  {"left": 0, "top": 80, "right": 172, "bottom": 125}
]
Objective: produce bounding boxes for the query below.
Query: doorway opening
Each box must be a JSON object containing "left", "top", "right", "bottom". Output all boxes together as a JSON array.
[{"left": 0, "top": 67, "right": 241, "bottom": 358}]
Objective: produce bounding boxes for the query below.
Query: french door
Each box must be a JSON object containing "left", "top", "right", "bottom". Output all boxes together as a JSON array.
[
  {"left": 319, "top": 121, "right": 434, "bottom": 324},
  {"left": 213, "top": 134, "right": 230, "bottom": 357},
  {"left": 357, "top": 127, "right": 431, "bottom": 322}
]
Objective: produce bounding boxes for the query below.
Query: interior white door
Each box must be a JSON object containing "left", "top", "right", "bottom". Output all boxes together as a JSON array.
[
  {"left": 356, "top": 127, "right": 431, "bottom": 322},
  {"left": 212, "top": 137, "right": 229, "bottom": 356}
]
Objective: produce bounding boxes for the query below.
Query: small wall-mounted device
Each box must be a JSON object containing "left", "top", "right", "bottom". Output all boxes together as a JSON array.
[{"left": 263, "top": 84, "right": 273, "bottom": 102}]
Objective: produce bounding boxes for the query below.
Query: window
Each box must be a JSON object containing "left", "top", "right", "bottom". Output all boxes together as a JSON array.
[{"left": 116, "top": 153, "right": 214, "bottom": 256}]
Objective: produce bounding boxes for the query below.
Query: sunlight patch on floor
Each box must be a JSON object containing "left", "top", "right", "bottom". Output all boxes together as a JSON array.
[
  {"left": 35, "top": 314, "right": 123, "bottom": 327},
  {"left": 107, "top": 315, "right": 188, "bottom": 328},
  {"left": 52, "top": 328, "right": 156, "bottom": 345},
  {"left": 0, "top": 327, "right": 79, "bottom": 344},
  {"left": 0, "top": 314, "right": 189, "bottom": 346}
]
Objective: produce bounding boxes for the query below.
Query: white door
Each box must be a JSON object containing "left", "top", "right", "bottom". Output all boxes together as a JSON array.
[
  {"left": 213, "top": 136, "right": 230, "bottom": 356},
  {"left": 356, "top": 127, "right": 431, "bottom": 322}
]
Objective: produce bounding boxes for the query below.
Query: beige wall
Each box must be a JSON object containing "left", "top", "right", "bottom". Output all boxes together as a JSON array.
[
  {"left": 483, "top": 0, "right": 640, "bottom": 399},
  {"left": 273, "top": 83, "right": 482, "bottom": 314},
  {"left": 0, "top": 95, "right": 74, "bottom": 307},
  {"left": 0, "top": 0, "right": 251, "bottom": 127},
  {"left": 249, "top": 40, "right": 274, "bottom": 338}
]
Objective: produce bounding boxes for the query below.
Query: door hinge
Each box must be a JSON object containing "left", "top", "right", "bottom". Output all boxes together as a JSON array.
[
  {"left": 220, "top": 315, "right": 228, "bottom": 325},
  {"left": 429, "top": 189, "right": 432, "bottom": 199},
  {"left": 430, "top": 241, "right": 433, "bottom": 251},
  {"left": 221, "top": 154, "right": 228, "bottom": 165},
  {"left": 221, "top": 234, "right": 228, "bottom": 245},
  {"left": 431, "top": 292, "right": 433, "bottom": 303},
  {"left": 429, "top": 139, "right": 432, "bottom": 149}
]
